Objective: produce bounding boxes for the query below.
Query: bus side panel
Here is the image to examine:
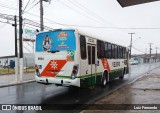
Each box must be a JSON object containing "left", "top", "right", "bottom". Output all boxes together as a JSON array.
[
  {"left": 108, "top": 59, "right": 127, "bottom": 81},
  {"left": 79, "top": 36, "right": 99, "bottom": 88},
  {"left": 78, "top": 34, "right": 129, "bottom": 88},
  {"left": 79, "top": 36, "right": 93, "bottom": 88}
]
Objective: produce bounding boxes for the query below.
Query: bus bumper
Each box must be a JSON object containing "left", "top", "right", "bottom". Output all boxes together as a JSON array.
[{"left": 35, "top": 75, "right": 80, "bottom": 87}]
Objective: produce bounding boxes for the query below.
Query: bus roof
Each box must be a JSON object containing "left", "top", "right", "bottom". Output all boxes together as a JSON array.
[
  {"left": 77, "top": 29, "right": 128, "bottom": 49},
  {"left": 37, "top": 29, "right": 75, "bottom": 35},
  {"left": 37, "top": 28, "right": 128, "bottom": 49}
]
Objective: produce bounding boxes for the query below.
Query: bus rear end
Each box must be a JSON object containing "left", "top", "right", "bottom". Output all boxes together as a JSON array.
[{"left": 35, "top": 29, "right": 80, "bottom": 87}]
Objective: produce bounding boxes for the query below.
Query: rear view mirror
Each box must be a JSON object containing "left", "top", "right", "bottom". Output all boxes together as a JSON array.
[{"left": 96, "top": 60, "right": 99, "bottom": 66}]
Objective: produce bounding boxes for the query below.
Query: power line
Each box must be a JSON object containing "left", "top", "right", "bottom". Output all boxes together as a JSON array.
[
  {"left": 0, "top": 1, "right": 117, "bottom": 29},
  {"left": 0, "top": 1, "right": 16, "bottom": 7},
  {"left": 24, "top": 18, "right": 53, "bottom": 30},
  {"left": 68, "top": 0, "right": 117, "bottom": 27},
  {"left": 68, "top": 0, "right": 105, "bottom": 22},
  {"left": 0, "top": 3, "right": 17, "bottom": 10},
  {"left": 1, "top": 10, "right": 160, "bottom": 30},
  {"left": 23, "top": 11, "right": 160, "bottom": 29},
  {"left": 1, "top": 3, "right": 160, "bottom": 30},
  {"left": 0, "top": 13, "right": 15, "bottom": 22},
  {"left": 24, "top": 12, "right": 73, "bottom": 29},
  {"left": 25, "top": 11, "right": 160, "bottom": 29},
  {"left": 0, "top": 1, "right": 38, "bottom": 15},
  {"left": 57, "top": 0, "right": 106, "bottom": 27},
  {"left": 44, "top": 21, "right": 112, "bottom": 28},
  {"left": 23, "top": 11, "right": 160, "bottom": 30},
  {"left": 23, "top": 0, "right": 31, "bottom": 13},
  {"left": 67, "top": 0, "right": 130, "bottom": 35},
  {"left": 28, "top": 0, "right": 37, "bottom": 7},
  {"left": 132, "top": 46, "right": 146, "bottom": 54},
  {"left": 0, "top": 12, "right": 53, "bottom": 30},
  {"left": 0, "top": 20, "right": 12, "bottom": 25},
  {"left": 23, "top": 0, "right": 40, "bottom": 13},
  {"left": 43, "top": 21, "right": 160, "bottom": 29}
]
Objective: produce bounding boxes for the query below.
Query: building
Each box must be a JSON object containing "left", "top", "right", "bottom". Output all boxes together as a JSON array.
[
  {"left": 0, "top": 53, "right": 35, "bottom": 68},
  {"left": 131, "top": 54, "right": 160, "bottom": 63}
]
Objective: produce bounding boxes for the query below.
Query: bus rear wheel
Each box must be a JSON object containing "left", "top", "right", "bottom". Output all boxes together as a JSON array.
[
  {"left": 119, "top": 68, "right": 125, "bottom": 79},
  {"left": 101, "top": 72, "right": 107, "bottom": 88}
]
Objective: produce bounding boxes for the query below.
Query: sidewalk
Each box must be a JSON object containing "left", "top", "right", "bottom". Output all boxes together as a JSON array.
[
  {"left": 0, "top": 72, "right": 35, "bottom": 87},
  {"left": 81, "top": 67, "right": 160, "bottom": 113}
]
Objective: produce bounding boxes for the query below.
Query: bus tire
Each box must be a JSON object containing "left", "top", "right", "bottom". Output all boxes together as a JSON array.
[
  {"left": 101, "top": 71, "right": 107, "bottom": 88},
  {"left": 119, "top": 68, "right": 125, "bottom": 79}
]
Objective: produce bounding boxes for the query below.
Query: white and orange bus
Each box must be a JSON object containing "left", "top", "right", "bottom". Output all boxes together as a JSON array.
[{"left": 35, "top": 29, "right": 129, "bottom": 88}]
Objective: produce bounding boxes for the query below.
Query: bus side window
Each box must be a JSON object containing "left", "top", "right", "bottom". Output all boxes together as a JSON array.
[
  {"left": 126, "top": 49, "right": 129, "bottom": 59},
  {"left": 88, "top": 46, "right": 91, "bottom": 64},
  {"left": 105, "top": 42, "right": 108, "bottom": 58},
  {"left": 80, "top": 35, "right": 87, "bottom": 59},
  {"left": 107, "top": 43, "right": 112, "bottom": 58},
  {"left": 97, "top": 40, "right": 101, "bottom": 59},
  {"left": 97, "top": 40, "right": 105, "bottom": 59},
  {"left": 122, "top": 47, "right": 123, "bottom": 59},
  {"left": 119, "top": 46, "right": 122, "bottom": 59},
  {"left": 117, "top": 46, "right": 120, "bottom": 59},
  {"left": 112, "top": 44, "right": 115, "bottom": 59},
  {"left": 123, "top": 48, "right": 126, "bottom": 59},
  {"left": 101, "top": 41, "right": 105, "bottom": 58},
  {"left": 92, "top": 46, "right": 96, "bottom": 64},
  {"left": 115, "top": 45, "right": 118, "bottom": 59}
]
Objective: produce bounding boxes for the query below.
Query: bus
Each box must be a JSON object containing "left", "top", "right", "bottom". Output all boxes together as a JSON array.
[{"left": 35, "top": 29, "right": 129, "bottom": 88}]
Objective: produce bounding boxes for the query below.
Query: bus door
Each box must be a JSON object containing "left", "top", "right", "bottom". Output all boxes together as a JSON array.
[{"left": 87, "top": 44, "right": 96, "bottom": 86}]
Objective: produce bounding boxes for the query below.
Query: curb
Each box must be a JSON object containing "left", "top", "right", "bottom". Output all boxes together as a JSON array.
[
  {"left": 128, "top": 65, "right": 160, "bottom": 85},
  {"left": 0, "top": 72, "right": 35, "bottom": 76},
  {"left": 0, "top": 80, "right": 35, "bottom": 88}
]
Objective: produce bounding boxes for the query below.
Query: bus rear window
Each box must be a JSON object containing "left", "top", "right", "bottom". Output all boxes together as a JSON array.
[
  {"left": 80, "top": 35, "right": 87, "bottom": 59},
  {"left": 36, "top": 30, "right": 76, "bottom": 52}
]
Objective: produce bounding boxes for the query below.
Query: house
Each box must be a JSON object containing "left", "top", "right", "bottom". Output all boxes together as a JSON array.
[{"left": 131, "top": 54, "right": 160, "bottom": 63}]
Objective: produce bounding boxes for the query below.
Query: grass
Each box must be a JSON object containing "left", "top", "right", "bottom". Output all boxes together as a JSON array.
[
  {"left": 0, "top": 67, "right": 35, "bottom": 75},
  {"left": 0, "top": 68, "right": 15, "bottom": 75}
]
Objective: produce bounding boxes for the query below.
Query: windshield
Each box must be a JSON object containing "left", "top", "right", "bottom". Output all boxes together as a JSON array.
[{"left": 36, "top": 30, "right": 76, "bottom": 52}]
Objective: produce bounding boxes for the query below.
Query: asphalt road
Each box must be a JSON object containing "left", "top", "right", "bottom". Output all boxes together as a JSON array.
[{"left": 0, "top": 63, "right": 160, "bottom": 113}]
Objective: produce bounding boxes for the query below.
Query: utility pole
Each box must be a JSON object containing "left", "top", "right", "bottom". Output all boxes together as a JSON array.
[
  {"left": 19, "top": 0, "right": 23, "bottom": 81},
  {"left": 145, "top": 48, "right": 147, "bottom": 63},
  {"left": 12, "top": 16, "right": 18, "bottom": 82},
  {"left": 128, "top": 33, "right": 135, "bottom": 58},
  {"left": 12, "top": 16, "right": 18, "bottom": 58},
  {"left": 40, "top": 0, "right": 44, "bottom": 31},
  {"left": 148, "top": 43, "right": 153, "bottom": 63},
  {"left": 40, "top": 0, "right": 51, "bottom": 31},
  {"left": 155, "top": 47, "right": 158, "bottom": 62}
]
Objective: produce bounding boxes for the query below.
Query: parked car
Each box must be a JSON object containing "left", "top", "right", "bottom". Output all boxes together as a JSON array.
[{"left": 129, "top": 60, "right": 139, "bottom": 65}]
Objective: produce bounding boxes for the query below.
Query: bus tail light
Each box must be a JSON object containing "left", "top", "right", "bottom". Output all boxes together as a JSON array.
[
  {"left": 35, "top": 64, "right": 40, "bottom": 76},
  {"left": 71, "top": 65, "right": 79, "bottom": 79}
]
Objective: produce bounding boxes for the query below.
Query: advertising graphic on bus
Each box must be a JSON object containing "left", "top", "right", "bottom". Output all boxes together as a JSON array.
[
  {"left": 35, "top": 29, "right": 129, "bottom": 88},
  {"left": 36, "top": 30, "right": 76, "bottom": 52}
]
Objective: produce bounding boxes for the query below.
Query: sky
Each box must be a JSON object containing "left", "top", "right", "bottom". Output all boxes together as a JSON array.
[{"left": 0, "top": 0, "right": 160, "bottom": 57}]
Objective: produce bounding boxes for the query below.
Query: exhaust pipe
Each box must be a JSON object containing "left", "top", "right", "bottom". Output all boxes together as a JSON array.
[
  {"left": 61, "top": 80, "right": 63, "bottom": 84},
  {"left": 46, "top": 79, "right": 48, "bottom": 83}
]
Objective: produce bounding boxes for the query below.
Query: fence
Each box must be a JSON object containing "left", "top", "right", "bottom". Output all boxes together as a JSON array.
[{"left": 0, "top": 54, "right": 35, "bottom": 86}]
